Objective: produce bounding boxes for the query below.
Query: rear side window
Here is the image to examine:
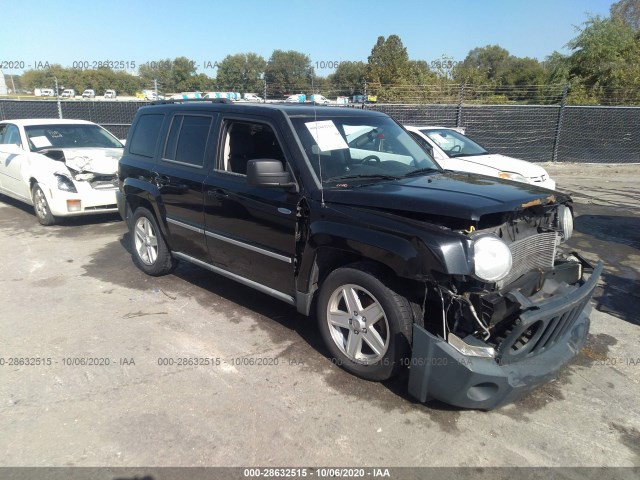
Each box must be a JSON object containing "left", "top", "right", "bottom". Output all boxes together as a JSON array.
[
  {"left": 129, "top": 114, "right": 164, "bottom": 157},
  {"left": 163, "top": 114, "right": 212, "bottom": 167}
]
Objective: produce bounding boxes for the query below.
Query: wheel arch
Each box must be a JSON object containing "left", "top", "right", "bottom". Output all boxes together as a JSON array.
[{"left": 121, "top": 178, "right": 172, "bottom": 248}]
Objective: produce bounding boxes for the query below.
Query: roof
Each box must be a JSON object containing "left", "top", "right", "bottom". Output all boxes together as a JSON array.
[
  {"left": 0, "top": 118, "right": 98, "bottom": 127},
  {"left": 138, "top": 101, "right": 387, "bottom": 119}
]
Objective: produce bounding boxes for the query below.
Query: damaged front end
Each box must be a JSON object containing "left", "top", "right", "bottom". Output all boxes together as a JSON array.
[
  {"left": 408, "top": 200, "right": 603, "bottom": 410},
  {"left": 42, "top": 148, "right": 120, "bottom": 190}
]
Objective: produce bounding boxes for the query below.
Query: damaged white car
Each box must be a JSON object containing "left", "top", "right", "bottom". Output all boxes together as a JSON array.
[{"left": 0, "top": 119, "right": 123, "bottom": 225}]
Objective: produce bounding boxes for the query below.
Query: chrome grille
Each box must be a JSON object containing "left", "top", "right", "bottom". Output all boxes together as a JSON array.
[{"left": 499, "top": 232, "right": 558, "bottom": 287}]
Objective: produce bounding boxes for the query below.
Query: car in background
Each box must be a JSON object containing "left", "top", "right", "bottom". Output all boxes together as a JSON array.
[
  {"left": 243, "top": 93, "right": 263, "bottom": 102},
  {"left": 0, "top": 119, "right": 123, "bottom": 225},
  {"left": 104, "top": 89, "right": 117, "bottom": 99},
  {"left": 82, "top": 89, "right": 96, "bottom": 99},
  {"left": 285, "top": 94, "right": 306, "bottom": 103},
  {"left": 405, "top": 126, "right": 556, "bottom": 189},
  {"left": 61, "top": 89, "right": 76, "bottom": 98},
  {"left": 309, "top": 94, "right": 331, "bottom": 104}
]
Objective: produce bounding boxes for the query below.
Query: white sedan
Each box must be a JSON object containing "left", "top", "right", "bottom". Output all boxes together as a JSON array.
[
  {"left": 405, "top": 126, "right": 556, "bottom": 189},
  {"left": 0, "top": 119, "right": 123, "bottom": 225}
]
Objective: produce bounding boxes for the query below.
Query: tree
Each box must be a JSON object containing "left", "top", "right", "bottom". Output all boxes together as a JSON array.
[
  {"left": 138, "top": 57, "right": 197, "bottom": 93},
  {"left": 567, "top": 15, "right": 640, "bottom": 104},
  {"left": 455, "top": 45, "right": 511, "bottom": 84},
  {"left": 264, "top": 50, "right": 314, "bottom": 96},
  {"left": 366, "top": 34, "right": 411, "bottom": 98},
  {"left": 216, "top": 53, "right": 266, "bottom": 93},
  {"left": 327, "top": 61, "right": 367, "bottom": 96},
  {"left": 611, "top": 0, "right": 640, "bottom": 29}
]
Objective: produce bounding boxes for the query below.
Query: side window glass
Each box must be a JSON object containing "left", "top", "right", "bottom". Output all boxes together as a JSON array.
[
  {"left": 163, "top": 115, "right": 212, "bottom": 167},
  {"left": 129, "top": 114, "right": 164, "bottom": 157},
  {"left": 1, "top": 125, "right": 22, "bottom": 146},
  {"left": 218, "top": 121, "right": 285, "bottom": 175}
]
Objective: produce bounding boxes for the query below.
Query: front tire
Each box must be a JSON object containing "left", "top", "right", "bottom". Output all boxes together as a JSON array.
[
  {"left": 317, "top": 264, "right": 414, "bottom": 381},
  {"left": 32, "top": 184, "right": 57, "bottom": 226},
  {"left": 130, "top": 207, "right": 177, "bottom": 276}
]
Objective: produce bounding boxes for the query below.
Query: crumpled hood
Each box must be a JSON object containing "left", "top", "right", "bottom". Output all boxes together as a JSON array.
[
  {"left": 59, "top": 148, "right": 122, "bottom": 175},
  {"left": 322, "top": 171, "right": 567, "bottom": 222},
  {"left": 448, "top": 153, "right": 550, "bottom": 179}
]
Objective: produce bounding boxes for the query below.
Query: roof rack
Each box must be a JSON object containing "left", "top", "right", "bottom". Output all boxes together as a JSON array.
[{"left": 150, "top": 98, "right": 234, "bottom": 105}]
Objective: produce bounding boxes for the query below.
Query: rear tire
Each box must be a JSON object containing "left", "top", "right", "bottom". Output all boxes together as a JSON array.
[
  {"left": 130, "top": 207, "right": 177, "bottom": 276},
  {"left": 32, "top": 184, "right": 57, "bottom": 226},
  {"left": 317, "top": 263, "right": 414, "bottom": 381}
]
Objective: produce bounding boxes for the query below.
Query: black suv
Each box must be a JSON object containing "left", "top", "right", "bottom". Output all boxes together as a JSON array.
[{"left": 117, "top": 101, "right": 602, "bottom": 409}]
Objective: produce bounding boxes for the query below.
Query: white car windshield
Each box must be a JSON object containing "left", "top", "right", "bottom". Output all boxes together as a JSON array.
[
  {"left": 422, "top": 128, "right": 488, "bottom": 158},
  {"left": 292, "top": 115, "right": 441, "bottom": 184},
  {"left": 24, "top": 124, "right": 123, "bottom": 151}
]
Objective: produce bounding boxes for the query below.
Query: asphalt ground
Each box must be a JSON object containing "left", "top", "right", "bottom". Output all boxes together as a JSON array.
[{"left": 0, "top": 163, "right": 638, "bottom": 469}]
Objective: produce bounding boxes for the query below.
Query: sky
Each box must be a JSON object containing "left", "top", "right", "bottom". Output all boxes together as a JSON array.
[{"left": 0, "top": 0, "right": 615, "bottom": 76}]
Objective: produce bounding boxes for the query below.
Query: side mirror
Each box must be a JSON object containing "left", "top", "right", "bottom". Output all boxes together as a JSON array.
[{"left": 247, "top": 159, "right": 297, "bottom": 190}]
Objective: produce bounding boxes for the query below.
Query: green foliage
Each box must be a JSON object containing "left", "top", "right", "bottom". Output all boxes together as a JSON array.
[
  {"left": 264, "top": 50, "right": 314, "bottom": 97},
  {"left": 327, "top": 61, "right": 367, "bottom": 95},
  {"left": 366, "top": 35, "right": 416, "bottom": 101},
  {"left": 567, "top": 15, "right": 640, "bottom": 104},
  {"left": 455, "top": 45, "right": 511, "bottom": 84},
  {"left": 611, "top": 0, "right": 640, "bottom": 29},
  {"left": 216, "top": 53, "right": 266, "bottom": 93},
  {"left": 138, "top": 56, "right": 199, "bottom": 93},
  {"left": 19, "top": 65, "right": 142, "bottom": 95}
]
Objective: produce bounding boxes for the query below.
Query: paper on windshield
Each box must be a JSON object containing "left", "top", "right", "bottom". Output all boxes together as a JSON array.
[
  {"left": 304, "top": 120, "right": 348, "bottom": 152},
  {"left": 30, "top": 136, "right": 52, "bottom": 148}
]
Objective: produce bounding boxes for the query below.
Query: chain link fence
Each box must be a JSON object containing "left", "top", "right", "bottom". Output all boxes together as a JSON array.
[{"left": 1, "top": 94, "right": 639, "bottom": 164}]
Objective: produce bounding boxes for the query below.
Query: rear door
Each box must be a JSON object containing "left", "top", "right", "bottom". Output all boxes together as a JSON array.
[
  {"left": 202, "top": 116, "right": 299, "bottom": 299},
  {"left": 153, "top": 112, "right": 218, "bottom": 262}
]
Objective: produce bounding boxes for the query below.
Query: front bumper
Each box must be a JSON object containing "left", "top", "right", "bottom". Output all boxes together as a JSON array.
[
  {"left": 116, "top": 190, "right": 126, "bottom": 221},
  {"left": 46, "top": 182, "right": 118, "bottom": 217},
  {"left": 408, "top": 261, "right": 603, "bottom": 410}
]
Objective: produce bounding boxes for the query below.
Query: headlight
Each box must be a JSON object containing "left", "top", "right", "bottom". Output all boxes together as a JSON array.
[
  {"left": 557, "top": 204, "right": 573, "bottom": 242},
  {"left": 55, "top": 174, "right": 77, "bottom": 193},
  {"left": 498, "top": 171, "right": 528, "bottom": 184},
  {"left": 473, "top": 235, "right": 513, "bottom": 282}
]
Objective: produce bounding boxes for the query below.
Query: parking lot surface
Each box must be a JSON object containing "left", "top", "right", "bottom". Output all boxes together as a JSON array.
[{"left": 0, "top": 164, "right": 639, "bottom": 467}]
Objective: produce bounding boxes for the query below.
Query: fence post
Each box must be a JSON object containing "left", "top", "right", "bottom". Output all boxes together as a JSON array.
[
  {"left": 456, "top": 83, "right": 465, "bottom": 127},
  {"left": 54, "top": 77, "right": 63, "bottom": 119},
  {"left": 263, "top": 79, "right": 267, "bottom": 103},
  {"left": 552, "top": 84, "right": 569, "bottom": 162},
  {"left": 363, "top": 81, "right": 368, "bottom": 110}
]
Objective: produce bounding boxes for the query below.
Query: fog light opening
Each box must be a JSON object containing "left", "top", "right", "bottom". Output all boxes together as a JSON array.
[
  {"left": 467, "top": 382, "right": 500, "bottom": 402},
  {"left": 67, "top": 200, "right": 82, "bottom": 212}
]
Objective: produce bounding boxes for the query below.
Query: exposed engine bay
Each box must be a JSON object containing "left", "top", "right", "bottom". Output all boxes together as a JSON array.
[{"left": 423, "top": 201, "right": 592, "bottom": 360}]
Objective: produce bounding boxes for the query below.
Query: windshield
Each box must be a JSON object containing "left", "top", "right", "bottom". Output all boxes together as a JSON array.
[
  {"left": 291, "top": 115, "right": 440, "bottom": 184},
  {"left": 24, "top": 124, "right": 123, "bottom": 151},
  {"left": 421, "top": 128, "right": 488, "bottom": 157}
]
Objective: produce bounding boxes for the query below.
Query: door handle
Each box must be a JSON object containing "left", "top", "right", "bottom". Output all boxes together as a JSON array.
[
  {"left": 207, "top": 189, "right": 228, "bottom": 200},
  {"left": 152, "top": 173, "right": 170, "bottom": 188}
]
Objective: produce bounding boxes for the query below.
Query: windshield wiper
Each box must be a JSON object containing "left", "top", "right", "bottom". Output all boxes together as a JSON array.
[
  {"left": 324, "top": 173, "right": 401, "bottom": 182},
  {"left": 402, "top": 167, "right": 441, "bottom": 177}
]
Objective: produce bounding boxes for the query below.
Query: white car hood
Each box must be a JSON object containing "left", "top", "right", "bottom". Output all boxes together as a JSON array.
[
  {"left": 451, "top": 153, "right": 549, "bottom": 179},
  {"left": 59, "top": 148, "right": 122, "bottom": 175}
]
